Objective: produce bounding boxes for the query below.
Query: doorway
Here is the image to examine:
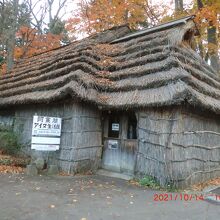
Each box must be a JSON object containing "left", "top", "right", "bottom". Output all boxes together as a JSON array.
[{"left": 101, "top": 111, "right": 137, "bottom": 175}]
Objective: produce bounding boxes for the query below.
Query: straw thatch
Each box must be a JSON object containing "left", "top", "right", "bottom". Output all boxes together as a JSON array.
[{"left": 0, "top": 16, "right": 219, "bottom": 114}]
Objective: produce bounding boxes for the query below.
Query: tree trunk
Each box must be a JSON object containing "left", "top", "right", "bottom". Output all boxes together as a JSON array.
[
  {"left": 6, "top": 0, "right": 19, "bottom": 72},
  {"left": 196, "top": 0, "right": 219, "bottom": 73},
  {"left": 197, "top": 0, "right": 203, "bottom": 9},
  {"left": 175, "top": 0, "right": 183, "bottom": 12},
  {"left": 207, "top": 24, "right": 220, "bottom": 73},
  {"left": 196, "top": 0, "right": 204, "bottom": 59}
]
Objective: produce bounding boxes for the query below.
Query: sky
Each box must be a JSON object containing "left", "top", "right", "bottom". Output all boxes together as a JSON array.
[
  {"left": 31, "top": 0, "right": 76, "bottom": 21},
  {"left": 57, "top": 0, "right": 193, "bottom": 19},
  {"left": 30, "top": 0, "right": 176, "bottom": 21},
  {"left": 29, "top": 0, "right": 193, "bottom": 29}
]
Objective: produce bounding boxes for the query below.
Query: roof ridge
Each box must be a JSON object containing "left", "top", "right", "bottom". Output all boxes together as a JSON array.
[{"left": 111, "top": 15, "right": 195, "bottom": 43}]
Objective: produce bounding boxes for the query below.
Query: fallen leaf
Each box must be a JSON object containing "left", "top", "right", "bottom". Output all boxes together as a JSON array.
[
  {"left": 191, "top": 177, "right": 220, "bottom": 191},
  {"left": 0, "top": 165, "right": 24, "bottom": 174}
]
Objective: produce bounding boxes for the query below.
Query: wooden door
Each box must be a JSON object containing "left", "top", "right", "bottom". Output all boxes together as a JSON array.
[
  {"left": 102, "top": 138, "right": 137, "bottom": 174},
  {"left": 102, "top": 138, "right": 121, "bottom": 172},
  {"left": 101, "top": 112, "right": 137, "bottom": 175},
  {"left": 120, "top": 139, "right": 137, "bottom": 173}
]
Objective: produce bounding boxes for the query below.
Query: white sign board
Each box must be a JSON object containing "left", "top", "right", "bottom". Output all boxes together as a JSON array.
[
  {"left": 112, "top": 123, "right": 119, "bottom": 131},
  {"left": 31, "top": 144, "right": 59, "bottom": 151},
  {"left": 31, "top": 115, "right": 62, "bottom": 151},
  {"left": 32, "top": 116, "right": 62, "bottom": 136},
  {"left": 108, "top": 140, "right": 118, "bottom": 149},
  {"left": 31, "top": 137, "right": 60, "bottom": 145}
]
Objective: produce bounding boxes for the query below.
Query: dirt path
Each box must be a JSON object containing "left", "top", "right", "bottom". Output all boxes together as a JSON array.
[{"left": 0, "top": 174, "right": 219, "bottom": 220}]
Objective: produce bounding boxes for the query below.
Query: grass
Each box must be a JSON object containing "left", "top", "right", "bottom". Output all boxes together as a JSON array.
[
  {"left": 138, "top": 175, "right": 161, "bottom": 189},
  {"left": 130, "top": 175, "right": 179, "bottom": 192}
]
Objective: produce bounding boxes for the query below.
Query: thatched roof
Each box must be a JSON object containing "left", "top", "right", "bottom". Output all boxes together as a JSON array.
[{"left": 0, "top": 16, "right": 220, "bottom": 114}]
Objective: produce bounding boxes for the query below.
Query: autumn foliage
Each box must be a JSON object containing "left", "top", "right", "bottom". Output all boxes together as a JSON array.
[
  {"left": 0, "top": 0, "right": 69, "bottom": 75},
  {"left": 1, "top": 0, "right": 219, "bottom": 74},
  {"left": 67, "top": 0, "right": 161, "bottom": 35},
  {"left": 16, "top": 26, "right": 62, "bottom": 59},
  {"left": 0, "top": 26, "right": 63, "bottom": 75},
  {"left": 194, "top": 0, "right": 220, "bottom": 54},
  {"left": 0, "top": 153, "right": 30, "bottom": 174}
]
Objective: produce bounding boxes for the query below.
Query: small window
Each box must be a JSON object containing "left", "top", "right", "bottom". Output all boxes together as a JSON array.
[
  {"left": 127, "top": 114, "right": 137, "bottom": 139},
  {"left": 108, "top": 115, "right": 120, "bottom": 138}
]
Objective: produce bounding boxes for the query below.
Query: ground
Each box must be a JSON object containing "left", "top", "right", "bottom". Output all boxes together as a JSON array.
[{"left": 0, "top": 174, "right": 219, "bottom": 220}]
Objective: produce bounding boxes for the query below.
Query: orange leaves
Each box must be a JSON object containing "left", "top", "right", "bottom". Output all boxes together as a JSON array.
[
  {"left": 69, "top": 0, "right": 148, "bottom": 35},
  {"left": 191, "top": 177, "right": 220, "bottom": 191},
  {"left": 195, "top": 5, "right": 218, "bottom": 28},
  {"left": 193, "top": 1, "right": 220, "bottom": 59},
  {"left": 194, "top": 0, "right": 220, "bottom": 28},
  {"left": 66, "top": 17, "right": 81, "bottom": 32},
  {"left": 97, "top": 0, "right": 146, "bottom": 29},
  {"left": 25, "top": 32, "right": 61, "bottom": 57},
  {"left": 0, "top": 50, "right": 7, "bottom": 75},
  {"left": 14, "top": 47, "right": 23, "bottom": 60},
  {"left": 15, "top": 26, "right": 62, "bottom": 59},
  {"left": 0, "top": 25, "right": 63, "bottom": 74},
  {"left": 0, "top": 154, "right": 25, "bottom": 173},
  {"left": 0, "top": 165, "right": 24, "bottom": 174},
  {"left": 0, "top": 63, "right": 7, "bottom": 75}
]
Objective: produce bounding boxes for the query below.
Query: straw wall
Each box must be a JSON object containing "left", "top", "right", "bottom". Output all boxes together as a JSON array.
[
  {"left": 136, "top": 109, "right": 173, "bottom": 185},
  {"left": 0, "top": 110, "right": 14, "bottom": 130},
  {"left": 136, "top": 107, "right": 220, "bottom": 188},
  {"left": 170, "top": 108, "right": 220, "bottom": 188},
  {"left": 11, "top": 101, "right": 102, "bottom": 173}
]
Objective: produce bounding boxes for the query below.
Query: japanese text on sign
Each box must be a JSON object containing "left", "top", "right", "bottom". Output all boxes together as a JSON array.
[
  {"left": 112, "top": 123, "right": 119, "bottom": 131},
  {"left": 32, "top": 116, "right": 62, "bottom": 136}
]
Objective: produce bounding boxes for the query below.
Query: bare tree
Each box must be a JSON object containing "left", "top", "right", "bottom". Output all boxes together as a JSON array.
[
  {"left": 47, "top": 0, "right": 68, "bottom": 23},
  {"left": 1, "top": 0, "right": 69, "bottom": 73},
  {"left": 25, "top": 0, "right": 47, "bottom": 33},
  {"left": 25, "top": 0, "right": 68, "bottom": 33}
]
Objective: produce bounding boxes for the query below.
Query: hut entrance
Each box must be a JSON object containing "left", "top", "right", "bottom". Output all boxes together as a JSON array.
[{"left": 101, "top": 111, "right": 138, "bottom": 175}]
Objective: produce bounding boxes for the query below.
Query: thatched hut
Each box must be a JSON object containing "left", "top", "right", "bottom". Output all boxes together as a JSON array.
[{"left": 0, "top": 16, "right": 220, "bottom": 187}]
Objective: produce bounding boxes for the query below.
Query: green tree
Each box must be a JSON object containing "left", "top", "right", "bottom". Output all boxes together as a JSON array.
[
  {"left": 0, "top": 0, "right": 31, "bottom": 73},
  {"left": 0, "top": 0, "right": 70, "bottom": 74}
]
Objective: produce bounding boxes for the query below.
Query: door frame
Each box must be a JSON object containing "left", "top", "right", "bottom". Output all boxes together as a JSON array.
[{"left": 101, "top": 111, "right": 138, "bottom": 174}]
